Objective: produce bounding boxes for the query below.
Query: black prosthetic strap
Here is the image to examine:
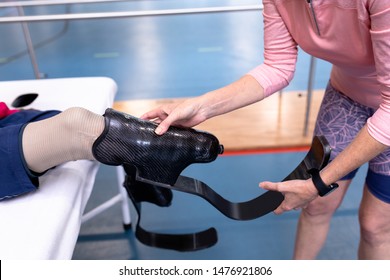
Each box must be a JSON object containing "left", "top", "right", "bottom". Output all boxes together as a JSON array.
[
  {"left": 135, "top": 223, "right": 217, "bottom": 252},
  {"left": 138, "top": 136, "right": 331, "bottom": 220},
  {"left": 123, "top": 165, "right": 218, "bottom": 252},
  {"left": 124, "top": 136, "right": 331, "bottom": 250}
]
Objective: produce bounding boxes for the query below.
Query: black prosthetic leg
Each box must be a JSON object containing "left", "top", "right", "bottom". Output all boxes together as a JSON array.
[{"left": 122, "top": 135, "right": 332, "bottom": 251}]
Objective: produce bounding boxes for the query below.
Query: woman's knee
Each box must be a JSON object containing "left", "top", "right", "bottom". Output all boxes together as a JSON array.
[
  {"left": 303, "top": 184, "right": 348, "bottom": 217},
  {"left": 59, "top": 107, "right": 95, "bottom": 130},
  {"left": 359, "top": 188, "right": 390, "bottom": 245},
  {"left": 359, "top": 209, "right": 390, "bottom": 245},
  {"left": 303, "top": 197, "right": 340, "bottom": 217}
]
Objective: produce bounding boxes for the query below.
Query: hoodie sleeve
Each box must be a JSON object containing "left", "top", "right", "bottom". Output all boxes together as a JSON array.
[
  {"left": 247, "top": 0, "right": 298, "bottom": 98},
  {"left": 366, "top": 1, "right": 390, "bottom": 146}
]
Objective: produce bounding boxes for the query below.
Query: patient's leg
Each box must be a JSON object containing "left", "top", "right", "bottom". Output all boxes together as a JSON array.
[{"left": 22, "top": 107, "right": 104, "bottom": 173}]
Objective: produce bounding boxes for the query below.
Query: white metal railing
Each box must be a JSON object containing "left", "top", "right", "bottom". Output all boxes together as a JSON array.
[
  {"left": 0, "top": 4, "right": 263, "bottom": 23},
  {"left": 0, "top": 0, "right": 128, "bottom": 8}
]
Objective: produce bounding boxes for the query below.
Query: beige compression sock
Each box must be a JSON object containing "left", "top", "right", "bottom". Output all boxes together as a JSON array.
[{"left": 22, "top": 107, "right": 104, "bottom": 173}]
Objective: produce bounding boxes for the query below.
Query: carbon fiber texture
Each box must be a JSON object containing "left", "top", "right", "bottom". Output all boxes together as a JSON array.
[{"left": 92, "top": 108, "right": 223, "bottom": 185}]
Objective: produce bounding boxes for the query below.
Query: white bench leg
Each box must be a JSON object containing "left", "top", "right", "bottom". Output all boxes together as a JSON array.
[{"left": 81, "top": 166, "right": 131, "bottom": 230}]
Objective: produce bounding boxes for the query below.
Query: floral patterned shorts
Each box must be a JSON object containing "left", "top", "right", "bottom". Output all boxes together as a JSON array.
[{"left": 314, "top": 82, "right": 390, "bottom": 203}]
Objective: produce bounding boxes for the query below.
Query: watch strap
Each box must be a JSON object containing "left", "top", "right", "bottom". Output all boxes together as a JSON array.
[{"left": 308, "top": 168, "right": 339, "bottom": 197}]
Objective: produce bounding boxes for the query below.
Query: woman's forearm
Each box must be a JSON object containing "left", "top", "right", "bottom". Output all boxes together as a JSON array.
[
  {"left": 320, "top": 125, "right": 388, "bottom": 185},
  {"left": 198, "top": 75, "right": 266, "bottom": 120}
]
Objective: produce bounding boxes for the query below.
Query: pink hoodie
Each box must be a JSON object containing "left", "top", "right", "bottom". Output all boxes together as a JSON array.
[{"left": 248, "top": 0, "right": 390, "bottom": 146}]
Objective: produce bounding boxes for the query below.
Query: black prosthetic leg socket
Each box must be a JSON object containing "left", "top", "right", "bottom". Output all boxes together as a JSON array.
[{"left": 93, "top": 108, "right": 223, "bottom": 185}]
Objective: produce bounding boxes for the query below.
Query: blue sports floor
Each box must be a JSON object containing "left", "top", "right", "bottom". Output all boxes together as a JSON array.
[{"left": 1, "top": 0, "right": 364, "bottom": 260}]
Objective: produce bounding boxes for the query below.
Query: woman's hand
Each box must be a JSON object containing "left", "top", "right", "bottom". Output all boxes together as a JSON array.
[
  {"left": 140, "top": 97, "right": 207, "bottom": 135},
  {"left": 260, "top": 178, "right": 319, "bottom": 214},
  {"left": 141, "top": 75, "right": 266, "bottom": 135}
]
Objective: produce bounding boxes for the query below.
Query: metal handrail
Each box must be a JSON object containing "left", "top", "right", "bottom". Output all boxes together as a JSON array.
[
  {"left": 0, "top": 5, "right": 263, "bottom": 23},
  {"left": 16, "top": 5, "right": 41, "bottom": 78},
  {"left": 0, "top": 0, "right": 128, "bottom": 8}
]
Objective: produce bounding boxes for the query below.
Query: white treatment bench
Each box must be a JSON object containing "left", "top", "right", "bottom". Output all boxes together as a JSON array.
[{"left": 0, "top": 77, "right": 130, "bottom": 259}]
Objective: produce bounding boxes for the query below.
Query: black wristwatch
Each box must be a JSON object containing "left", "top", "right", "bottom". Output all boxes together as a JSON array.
[{"left": 308, "top": 168, "right": 339, "bottom": 197}]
